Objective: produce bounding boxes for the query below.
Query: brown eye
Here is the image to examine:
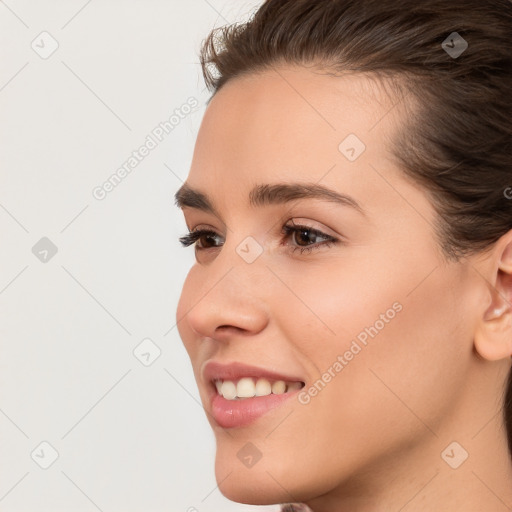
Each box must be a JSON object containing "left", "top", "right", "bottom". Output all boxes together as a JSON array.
[
  {"left": 179, "top": 223, "right": 340, "bottom": 256},
  {"left": 281, "top": 223, "right": 339, "bottom": 255},
  {"left": 179, "top": 229, "right": 223, "bottom": 250},
  {"left": 292, "top": 227, "right": 323, "bottom": 246}
]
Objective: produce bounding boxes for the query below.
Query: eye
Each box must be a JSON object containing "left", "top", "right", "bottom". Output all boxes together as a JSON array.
[
  {"left": 280, "top": 221, "right": 339, "bottom": 255},
  {"left": 178, "top": 221, "right": 340, "bottom": 255},
  {"left": 178, "top": 228, "right": 222, "bottom": 250}
]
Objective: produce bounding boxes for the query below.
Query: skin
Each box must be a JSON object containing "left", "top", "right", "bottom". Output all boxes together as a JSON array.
[{"left": 175, "top": 65, "right": 512, "bottom": 512}]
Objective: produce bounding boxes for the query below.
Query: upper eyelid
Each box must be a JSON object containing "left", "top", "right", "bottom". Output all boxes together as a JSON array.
[
  {"left": 181, "top": 223, "right": 337, "bottom": 246},
  {"left": 186, "top": 216, "right": 336, "bottom": 233},
  {"left": 188, "top": 223, "right": 333, "bottom": 238},
  {"left": 285, "top": 219, "right": 340, "bottom": 238},
  {"left": 181, "top": 212, "right": 230, "bottom": 234},
  {"left": 282, "top": 224, "right": 336, "bottom": 240}
]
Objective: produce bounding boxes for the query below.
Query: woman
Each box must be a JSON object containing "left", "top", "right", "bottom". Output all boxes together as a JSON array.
[{"left": 174, "top": 0, "right": 512, "bottom": 510}]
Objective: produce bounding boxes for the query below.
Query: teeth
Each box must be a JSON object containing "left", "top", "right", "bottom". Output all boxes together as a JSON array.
[
  {"left": 271, "top": 380, "right": 286, "bottom": 395},
  {"left": 220, "top": 380, "right": 237, "bottom": 400},
  {"left": 237, "top": 377, "right": 255, "bottom": 398},
  {"left": 255, "top": 378, "right": 272, "bottom": 396},
  {"left": 217, "top": 377, "right": 303, "bottom": 400}
]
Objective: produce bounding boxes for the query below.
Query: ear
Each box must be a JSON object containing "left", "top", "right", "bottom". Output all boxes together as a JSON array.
[{"left": 474, "top": 230, "right": 512, "bottom": 361}]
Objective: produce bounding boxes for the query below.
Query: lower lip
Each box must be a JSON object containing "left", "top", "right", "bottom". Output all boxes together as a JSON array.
[{"left": 211, "top": 390, "right": 300, "bottom": 429}]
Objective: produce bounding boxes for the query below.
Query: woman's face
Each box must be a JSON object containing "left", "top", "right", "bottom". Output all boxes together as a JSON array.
[{"left": 175, "top": 66, "right": 479, "bottom": 504}]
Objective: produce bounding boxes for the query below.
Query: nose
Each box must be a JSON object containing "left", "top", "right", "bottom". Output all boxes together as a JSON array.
[{"left": 179, "top": 261, "right": 270, "bottom": 342}]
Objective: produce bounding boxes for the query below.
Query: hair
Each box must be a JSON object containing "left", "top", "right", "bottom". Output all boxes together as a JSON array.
[{"left": 197, "top": 0, "right": 512, "bottom": 459}]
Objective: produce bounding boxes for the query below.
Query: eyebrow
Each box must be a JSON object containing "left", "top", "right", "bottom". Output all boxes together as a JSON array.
[{"left": 174, "top": 181, "right": 366, "bottom": 216}]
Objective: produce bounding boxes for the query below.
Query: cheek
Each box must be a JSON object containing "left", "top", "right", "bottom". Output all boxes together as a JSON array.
[
  {"left": 267, "top": 259, "right": 470, "bottom": 459},
  {"left": 320, "top": 274, "right": 465, "bottom": 434},
  {"left": 274, "top": 243, "right": 463, "bottom": 373},
  {"left": 365, "top": 268, "right": 472, "bottom": 419},
  {"left": 270, "top": 258, "right": 410, "bottom": 361}
]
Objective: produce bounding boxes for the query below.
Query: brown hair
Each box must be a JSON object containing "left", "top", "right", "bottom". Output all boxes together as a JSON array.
[{"left": 198, "top": 0, "right": 512, "bottom": 457}]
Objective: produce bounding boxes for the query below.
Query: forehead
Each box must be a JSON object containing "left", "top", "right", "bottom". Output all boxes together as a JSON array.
[
  {"left": 193, "top": 66, "right": 399, "bottom": 170},
  {"left": 203, "top": 65, "right": 398, "bottom": 132},
  {"left": 186, "top": 66, "right": 410, "bottom": 214}
]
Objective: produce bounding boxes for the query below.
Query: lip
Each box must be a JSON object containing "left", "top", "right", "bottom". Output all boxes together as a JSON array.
[
  {"left": 202, "top": 360, "right": 305, "bottom": 429},
  {"left": 202, "top": 360, "right": 305, "bottom": 384}
]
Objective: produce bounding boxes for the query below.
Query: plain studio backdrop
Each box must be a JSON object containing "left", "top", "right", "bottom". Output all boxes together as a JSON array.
[{"left": 0, "top": 1, "right": 279, "bottom": 510}]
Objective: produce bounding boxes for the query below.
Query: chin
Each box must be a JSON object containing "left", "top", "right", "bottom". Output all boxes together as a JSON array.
[
  {"left": 213, "top": 440, "right": 314, "bottom": 506},
  {"left": 214, "top": 462, "right": 289, "bottom": 505}
]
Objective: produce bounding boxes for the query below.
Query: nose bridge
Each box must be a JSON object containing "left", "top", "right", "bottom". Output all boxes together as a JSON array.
[
  {"left": 185, "top": 241, "right": 270, "bottom": 339},
  {"left": 211, "top": 223, "right": 271, "bottom": 296}
]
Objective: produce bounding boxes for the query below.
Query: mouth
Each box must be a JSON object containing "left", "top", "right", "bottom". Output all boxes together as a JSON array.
[{"left": 202, "top": 361, "right": 306, "bottom": 429}]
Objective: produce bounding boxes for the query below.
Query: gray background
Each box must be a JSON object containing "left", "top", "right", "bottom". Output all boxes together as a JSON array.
[{"left": 0, "top": 1, "right": 279, "bottom": 510}]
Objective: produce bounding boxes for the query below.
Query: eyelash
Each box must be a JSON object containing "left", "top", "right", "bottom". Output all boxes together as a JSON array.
[{"left": 178, "top": 222, "right": 339, "bottom": 255}]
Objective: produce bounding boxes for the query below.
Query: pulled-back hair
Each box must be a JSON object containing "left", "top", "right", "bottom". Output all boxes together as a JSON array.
[{"left": 198, "top": 0, "right": 512, "bottom": 458}]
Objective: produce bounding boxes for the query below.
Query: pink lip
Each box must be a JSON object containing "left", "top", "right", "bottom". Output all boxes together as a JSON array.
[
  {"left": 202, "top": 361, "right": 305, "bottom": 429},
  {"left": 202, "top": 360, "right": 305, "bottom": 384}
]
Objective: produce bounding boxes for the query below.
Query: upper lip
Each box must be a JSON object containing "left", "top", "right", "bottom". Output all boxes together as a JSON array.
[{"left": 202, "top": 360, "right": 305, "bottom": 384}]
